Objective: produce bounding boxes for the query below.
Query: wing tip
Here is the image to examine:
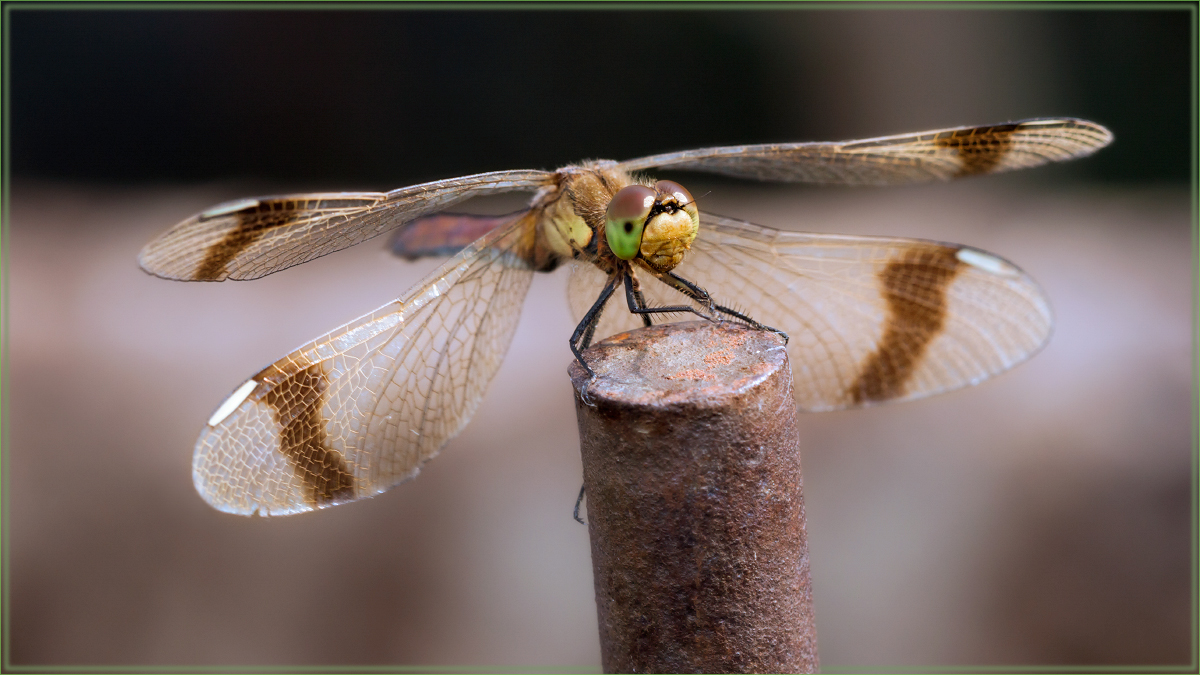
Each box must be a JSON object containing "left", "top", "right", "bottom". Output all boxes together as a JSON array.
[
  {"left": 137, "top": 238, "right": 228, "bottom": 282},
  {"left": 1014, "top": 117, "right": 1115, "bottom": 152}
]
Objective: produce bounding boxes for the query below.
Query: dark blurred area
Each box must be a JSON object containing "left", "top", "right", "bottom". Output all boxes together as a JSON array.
[
  {"left": 9, "top": 8, "right": 1191, "bottom": 186},
  {"left": 4, "top": 5, "right": 1195, "bottom": 672}
]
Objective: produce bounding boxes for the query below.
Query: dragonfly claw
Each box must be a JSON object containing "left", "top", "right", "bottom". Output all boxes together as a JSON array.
[
  {"left": 578, "top": 378, "right": 598, "bottom": 408},
  {"left": 752, "top": 322, "right": 789, "bottom": 346},
  {"left": 572, "top": 484, "right": 587, "bottom": 524}
]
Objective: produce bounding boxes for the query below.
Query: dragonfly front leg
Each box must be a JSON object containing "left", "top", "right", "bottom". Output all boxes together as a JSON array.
[
  {"left": 579, "top": 317, "right": 600, "bottom": 354},
  {"left": 578, "top": 268, "right": 646, "bottom": 351},
  {"left": 709, "top": 301, "right": 790, "bottom": 345},
  {"left": 623, "top": 269, "right": 716, "bottom": 323},
  {"left": 653, "top": 270, "right": 716, "bottom": 315},
  {"left": 657, "top": 270, "right": 790, "bottom": 345},
  {"left": 571, "top": 272, "right": 622, "bottom": 378},
  {"left": 627, "top": 271, "right": 654, "bottom": 328}
]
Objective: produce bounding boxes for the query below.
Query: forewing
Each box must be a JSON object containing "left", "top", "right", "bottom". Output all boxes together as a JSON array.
[
  {"left": 193, "top": 214, "right": 536, "bottom": 515},
  {"left": 570, "top": 214, "right": 1052, "bottom": 412},
  {"left": 139, "top": 169, "right": 553, "bottom": 281},
  {"left": 615, "top": 119, "right": 1111, "bottom": 185},
  {"left": 390, "top": 211, "right": 522, "bottom": 260}
]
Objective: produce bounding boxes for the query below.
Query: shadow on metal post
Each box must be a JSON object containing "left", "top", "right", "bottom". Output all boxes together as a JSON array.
[{"left": 569, "top": 321, "right": 818, "bottom": 674}]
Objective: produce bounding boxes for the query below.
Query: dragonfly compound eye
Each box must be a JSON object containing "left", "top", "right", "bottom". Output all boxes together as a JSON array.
[
  {"left": 605, "top": 185, "right": 656, "bottom": 261},
  {"left": 654, "top": 180, "right": 693, "bottom": 207}
]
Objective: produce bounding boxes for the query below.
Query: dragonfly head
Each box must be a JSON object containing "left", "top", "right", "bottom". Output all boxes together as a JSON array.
[{"left": 604, "top": 180, "right": 699, "bottom": 273}]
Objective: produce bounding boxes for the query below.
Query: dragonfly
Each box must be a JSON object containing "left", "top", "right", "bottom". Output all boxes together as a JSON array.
[{"left": 139, "top": 118, "right": 1112, "bottom": 517}]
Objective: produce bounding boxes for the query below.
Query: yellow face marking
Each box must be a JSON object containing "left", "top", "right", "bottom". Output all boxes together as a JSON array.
[{"left": 639, "top": 209, "right": 698, "bottom": 273}]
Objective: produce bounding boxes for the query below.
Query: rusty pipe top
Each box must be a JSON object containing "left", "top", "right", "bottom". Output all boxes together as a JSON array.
[{"left": 570, "top": 321, "right": 817, "bottom": 674}]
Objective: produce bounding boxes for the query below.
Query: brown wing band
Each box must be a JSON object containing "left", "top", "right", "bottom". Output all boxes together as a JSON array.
[
  {"left": 849, "top": 245, "right": 962, "bottom": 404},
  {"left": 195, "top": 204, "right": 297, "bottom": 281},
  {"left": 259, "top": 361, "right": 356, "bottom": 506},
  {"left": 934, "top": 124, "right": 1018, "bottom": 176}
]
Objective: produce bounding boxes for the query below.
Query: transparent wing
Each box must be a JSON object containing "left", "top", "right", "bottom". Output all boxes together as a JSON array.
[
  {"left": 569, "top": 213, "right": 1052, "bottom": 412},
  {"left": 193, "top": 213, "right": 537, "bottom": 515},
  {"left": 139, "top": 169, "right": 553, "bottom": 281},
  {"left": 615, "top": 118, "right": 1112, "bottom": 185},
  {"left": 390, "top": 211, "right": 522, "bottom": 260}
]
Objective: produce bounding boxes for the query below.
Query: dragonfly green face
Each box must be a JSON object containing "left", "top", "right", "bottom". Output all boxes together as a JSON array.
[{"left": 138, "top": 118, "right": 1111, "bottom": 516}]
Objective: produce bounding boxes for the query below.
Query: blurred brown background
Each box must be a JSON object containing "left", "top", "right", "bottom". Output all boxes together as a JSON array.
[{"left": 4, "top": 5, "right": 1194, "bottom": 672}]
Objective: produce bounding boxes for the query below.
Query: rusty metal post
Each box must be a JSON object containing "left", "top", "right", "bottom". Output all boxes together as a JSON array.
[{"left": 569, "top": 321, "right": 818, "bottom": 674}]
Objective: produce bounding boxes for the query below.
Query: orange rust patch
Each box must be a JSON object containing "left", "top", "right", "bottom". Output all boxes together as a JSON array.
[
  {"left": 703, "top": 348, "right": 736, "bottom": 367},
  {"left": 606, "top": 331, "right": 637, "bottom": 345},
  {"left": 666, "top": 368, "right": 716, "bottom": 381},
  {"left": 702, "top": 331, "right": 748, "bottom": 349}
]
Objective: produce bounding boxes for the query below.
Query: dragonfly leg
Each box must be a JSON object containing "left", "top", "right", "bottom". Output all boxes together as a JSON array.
[
  {"left": 571, "top": 272, "right": 622, "bottom": 378},
  {"left": 632, "top": 288, "right": 653, "bottom": 326},
  {"left": 573, "top": 483, "right": 587, "bottom": 524},
  {"left": 659, "top": 270, "right": 717, "bottom": 313},
  {"left": 711, "top": 303, "right": 790, "bottom": 345},
  {"left": 626, "top": 270, "right": 654, "bottom": 328},
  {"left": 624, "top": 269, "right": 714, "bottom": 322},
  {"left": 659, "top": 270, "right": 789, "bottom": 345},
  {"left": 580, "top": 318, "right": 599, "bottom": 352}
]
